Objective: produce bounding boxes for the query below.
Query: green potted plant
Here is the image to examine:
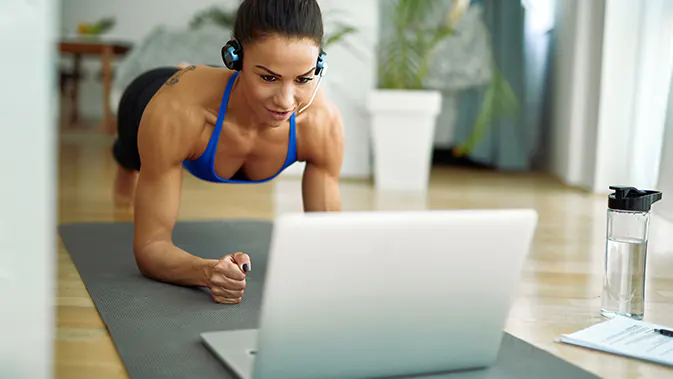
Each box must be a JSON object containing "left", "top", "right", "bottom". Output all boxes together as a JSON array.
[
  {"left": 367, "top": 0, "right": 455, "bottom": 193},
  {"left": 369, "top": 0, "right": 520, "bottom": 192}
]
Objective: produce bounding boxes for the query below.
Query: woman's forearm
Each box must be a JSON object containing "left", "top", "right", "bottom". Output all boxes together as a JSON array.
[{"left": 134, "top": 240, "right": 217, "bottom": 287}]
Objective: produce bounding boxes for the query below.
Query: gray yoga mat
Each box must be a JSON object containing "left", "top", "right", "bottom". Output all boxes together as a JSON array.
[{"left": 58, "top": 219, "right": 599, "bottom": 379}]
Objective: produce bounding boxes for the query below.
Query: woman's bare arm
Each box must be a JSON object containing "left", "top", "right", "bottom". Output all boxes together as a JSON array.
[
  {"left": 132, "top": 105, "right": 216, "bottom": 286},
  {"left": 301, "top": 106, "right": 344, "bottom": 212}
]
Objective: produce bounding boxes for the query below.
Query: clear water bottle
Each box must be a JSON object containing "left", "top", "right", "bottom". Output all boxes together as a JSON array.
[{"left": 601, "top": 186, "right": 662, "bottom": 320}]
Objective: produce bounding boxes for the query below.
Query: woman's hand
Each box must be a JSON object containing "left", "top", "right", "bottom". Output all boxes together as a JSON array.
[{"left": 206, "top": 252, "right": 251, "bottom": 304}]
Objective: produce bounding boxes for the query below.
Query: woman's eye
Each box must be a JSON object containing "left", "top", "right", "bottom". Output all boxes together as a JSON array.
[
  {"left": 296, "top": 77, "right": 313, "bottom": 84},
  {"left": 261, "top": 75, "right": 276, "bottom": 82}
]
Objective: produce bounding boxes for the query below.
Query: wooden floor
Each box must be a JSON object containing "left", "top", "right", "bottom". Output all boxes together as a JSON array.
[{"left": 56, "top": 130, "right": 673, "bottom": 379}]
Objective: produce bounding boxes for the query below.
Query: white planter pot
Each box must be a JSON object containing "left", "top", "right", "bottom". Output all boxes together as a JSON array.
[{"left": 367, "top": 89, "right": 443, "bottom": 193}]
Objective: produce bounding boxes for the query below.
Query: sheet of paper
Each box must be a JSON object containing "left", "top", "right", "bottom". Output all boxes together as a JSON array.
[{"left": 559, "top": 316, "right": 673, "bottom": 367}]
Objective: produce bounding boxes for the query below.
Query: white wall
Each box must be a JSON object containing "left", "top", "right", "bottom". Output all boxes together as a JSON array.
[
  {"left": 60, "top": 0, "right": 376, "bottom": 178},
  {"left": 550, "top": 0, "right": 673, "bottom": 194},
  {"left": 0, "top": 0, "right": 57, "bottom": 377}
]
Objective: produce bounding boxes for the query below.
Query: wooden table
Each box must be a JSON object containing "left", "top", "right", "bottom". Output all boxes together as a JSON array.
[{"left": 59, "top": 36, "right": 132, "bottom": 134}]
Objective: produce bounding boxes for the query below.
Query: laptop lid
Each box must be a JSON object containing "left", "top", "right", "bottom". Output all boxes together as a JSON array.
[{"left": 249, "top": 209, "right": 538, "bottom": 379}]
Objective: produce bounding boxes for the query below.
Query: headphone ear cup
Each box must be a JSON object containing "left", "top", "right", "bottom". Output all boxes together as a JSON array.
[
  {"left": 221, "top": 46, "right": 232, "bottom": 69},
  {"left": 222, "top": 39, "right": 243, "bottom": 71},
  {"left": 315, "top": 49, "right": 326, "bottom": 76}
]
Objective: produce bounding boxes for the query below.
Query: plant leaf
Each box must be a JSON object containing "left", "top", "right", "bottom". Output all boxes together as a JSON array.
[
  {"left": 325, "top": 25, "right": 357, "bottom": 47},
  {"left": 416, "top": 26, "right": 455, "bottom": 86},
  {"left": 378, "top": 0, "right": 456, "bottom": 89},
  {"left": 457, "top": 65, "right": 522, "bottom": 156},
  {"left": 456, "top": 78, "right": 497, "bottom": 156}
]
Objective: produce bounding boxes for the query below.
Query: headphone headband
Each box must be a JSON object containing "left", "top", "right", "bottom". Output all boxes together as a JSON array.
[{"left": 222, "top": 38, "right": 327, "bottom": 76}]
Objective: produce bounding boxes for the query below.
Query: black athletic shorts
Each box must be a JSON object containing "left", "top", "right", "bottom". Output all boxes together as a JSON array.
[{"left": 112, "top": 67, "right": 180, "bottom": 171}]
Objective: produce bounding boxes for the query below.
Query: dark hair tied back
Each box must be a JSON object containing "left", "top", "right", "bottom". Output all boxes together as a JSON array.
[{"left": 233, "top": 0, "right": 324, "bottom": 47}]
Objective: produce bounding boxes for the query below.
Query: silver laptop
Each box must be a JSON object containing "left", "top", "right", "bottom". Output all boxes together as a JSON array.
[{"left": 201, "top": 209, "right": 538, "bottom": 379}]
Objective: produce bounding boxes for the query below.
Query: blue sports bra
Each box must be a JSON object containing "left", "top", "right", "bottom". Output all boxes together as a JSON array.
[{"left": 182, "top": 71, "right": 298, "bottom": 183}]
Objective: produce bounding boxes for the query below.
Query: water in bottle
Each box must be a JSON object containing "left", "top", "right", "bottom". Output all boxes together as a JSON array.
[{"left": 601, "top": 236, "right": 647, "bottom": 319}]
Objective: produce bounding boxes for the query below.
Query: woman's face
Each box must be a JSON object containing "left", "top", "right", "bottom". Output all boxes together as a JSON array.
[{"left": 239, "top": 34, "right": 321, "bottom": 127}]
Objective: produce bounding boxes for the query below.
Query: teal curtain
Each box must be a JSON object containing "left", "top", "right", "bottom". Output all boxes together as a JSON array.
[{"left": 452, "top": 0, "right": 553, "bottom": 170}]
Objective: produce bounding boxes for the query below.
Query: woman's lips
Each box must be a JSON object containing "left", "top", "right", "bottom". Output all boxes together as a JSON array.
[{"left": 267, "top": 108, "right": 292, "bottom": 120}]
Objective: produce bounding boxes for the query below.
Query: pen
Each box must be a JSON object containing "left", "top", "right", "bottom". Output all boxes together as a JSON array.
[{"left": 654, "top": 328, "right": 673, "bottom": 337}]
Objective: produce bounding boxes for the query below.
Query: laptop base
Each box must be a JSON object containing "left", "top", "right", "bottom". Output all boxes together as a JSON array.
[{"left": 202, "top": 329, "right": 259, "bottom": 379}]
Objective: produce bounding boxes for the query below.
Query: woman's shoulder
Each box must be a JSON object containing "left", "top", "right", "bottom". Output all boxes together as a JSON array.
[
  {"left": 295, "top": 88, "right": 344, "bottom": 162},
  {"left": 139, "top": 67, "right": 232, "bottom": 160},
  {"left": 144, "top": 65, "right": 232, "bottom": 127},
  {"left": 138, "top": 97, "right": 206, "bottom": 161},
  {"left": 155, "top": 65, "right": 233, "bottom": 100},
  {"left": 296, "top": 87, "right": 342, "bottom": 132}
]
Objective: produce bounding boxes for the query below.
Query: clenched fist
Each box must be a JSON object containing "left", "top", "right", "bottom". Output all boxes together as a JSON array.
[{"left": 206, "top": 252, "right": 250, "bottom": 304}]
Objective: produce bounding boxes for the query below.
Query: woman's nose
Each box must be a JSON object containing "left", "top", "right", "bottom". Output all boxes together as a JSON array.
[{"left": 274, "top": 83, "right": 295, "bottom": 110}]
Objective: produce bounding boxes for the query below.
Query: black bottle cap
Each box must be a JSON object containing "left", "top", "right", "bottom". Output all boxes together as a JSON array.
[{"left": 608, "top": 185, "right": 662, "bottom": 212}]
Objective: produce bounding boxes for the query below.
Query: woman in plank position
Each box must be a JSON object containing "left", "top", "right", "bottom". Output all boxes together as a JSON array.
[{"left": 111, "top": 0, "right": 343, "bottom": 304}]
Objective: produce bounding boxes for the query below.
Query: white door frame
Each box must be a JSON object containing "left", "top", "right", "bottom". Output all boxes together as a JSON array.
[{"left": 0, "top": 0, "right": 58, "bottom": 378}]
